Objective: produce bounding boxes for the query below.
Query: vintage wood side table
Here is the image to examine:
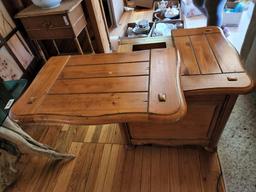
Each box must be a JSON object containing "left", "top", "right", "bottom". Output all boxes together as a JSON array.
[{"left": 15, "top": 0, "right": 94, "bottom": 61}]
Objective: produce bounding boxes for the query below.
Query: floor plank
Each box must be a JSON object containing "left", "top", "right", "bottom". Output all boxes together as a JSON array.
[
  {"left": 120, "top": 148, "right": 135, "bottom": 192},
  {"left": 151, "top": 147, "right": 161, "bottom": 192},
  {"left": 130, "top": 147, "right": 143, "bottom": 192},
  {"left": 141, "top": 146, "right": 151, "bottom": 192},
  {"left": 169, "top": 147, "right": 181, "bottom": 192},
  {"left": 93, "top": 144, "right": 112, "bottom": 192},
  {"left": 53, "top": 142, "right": 83, "bottom": 192},
  {"left": 179, "top": 147, "right": 203, "bottom": 192}
]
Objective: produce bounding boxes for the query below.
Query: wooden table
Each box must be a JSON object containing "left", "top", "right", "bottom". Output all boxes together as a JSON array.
[
  {"left": 2, "top": 27, "right": 253, "bottom": 163},
  {"left": 15, "top": 0, "right": 94, "bottom": 61}
]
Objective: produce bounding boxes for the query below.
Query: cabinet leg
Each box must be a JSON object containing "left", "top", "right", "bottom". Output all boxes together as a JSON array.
[
  {"left": 85, "top": 27, "right": 95, "bottom": 54},
  {"left": 52, "top": 40, "right": 60, "bottom": 55},
  {"left": 119, "top": 123, "right": 134, "bottom": 149},
  {"left": 34, "top": 40, "right": 47, "bottom": 62},
  {"left": 204, "top": 146, "right": 217, "bottom": 153},
  {"left": 74, "top": 37, "right": 83, "bottom": 54}
]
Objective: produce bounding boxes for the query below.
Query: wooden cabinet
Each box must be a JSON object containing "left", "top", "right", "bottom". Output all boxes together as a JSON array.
[
  {"left": 127, "top": 94, "right": 227, "bottom": 147},
  {"left": 16, "top": 0, "right": 94, "bottom": 59},
  {"left": 118, "top": 27, "right": 253, "bottom": 150}
]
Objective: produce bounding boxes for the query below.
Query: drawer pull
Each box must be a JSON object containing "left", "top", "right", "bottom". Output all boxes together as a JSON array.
[
  {"left": 227, "top": 76, "right": 238, "bottom": 81},
  {"left": 158, "top": 93, "right": 166, "bottom": 102},
  {"left": 205, "top": 29, "right": 213, "bottom": 33},
  {"left": 63, "top": 16, "right": 70, "bottom": 26}
]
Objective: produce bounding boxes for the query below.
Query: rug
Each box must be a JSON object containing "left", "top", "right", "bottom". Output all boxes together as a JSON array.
[{"left": 218, "top": 92, "right": 256, "bottom": 192}]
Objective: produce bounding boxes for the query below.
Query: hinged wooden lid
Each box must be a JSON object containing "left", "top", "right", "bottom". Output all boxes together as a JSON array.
[
  {"left": 10, "top": 48, "right": 187, "bottom": 125},
  {"left": 172, "top": 26, "right": 253, "bottom": 95}
]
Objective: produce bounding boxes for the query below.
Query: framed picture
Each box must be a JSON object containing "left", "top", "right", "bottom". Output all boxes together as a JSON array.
[
  {"left": 0, "top": 1, "right": 35, "bottom": 81},
  {"left": 0, "top": 46, "right": 23, "bottom": 80},
  {"left": 7, "top": 33, "right": 34, "bottom": 69}
]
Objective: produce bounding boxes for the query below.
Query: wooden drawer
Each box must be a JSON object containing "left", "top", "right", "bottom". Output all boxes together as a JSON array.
[
  {"left": 128, "top": 95, "right": 225, "bottom": 140},
  {"left": 21, "top": 14, "right": 71, "bottom": 31},
  {"left": 26, "top": 28, "right": 74, "bottom": 40}
]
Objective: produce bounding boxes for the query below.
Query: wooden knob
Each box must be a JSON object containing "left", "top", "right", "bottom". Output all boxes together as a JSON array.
[
  {"left": 27, "top": 97, "right": 37, "bottom": 104},
  {"left": 227, "top": 76, "right": 238, "bottom": 81},
  {"left": 158, "top": 93, "right": 166, "bottom": 102}
]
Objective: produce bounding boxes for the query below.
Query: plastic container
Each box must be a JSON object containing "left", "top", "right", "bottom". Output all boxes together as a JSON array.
[{"left": 31, "top": 0, "right": 62, "bottom": 9}]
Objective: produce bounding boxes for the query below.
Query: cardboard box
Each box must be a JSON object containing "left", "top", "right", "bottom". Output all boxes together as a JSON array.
[{"left": 222, "top": 11, "right": 242, "bottom": 27}]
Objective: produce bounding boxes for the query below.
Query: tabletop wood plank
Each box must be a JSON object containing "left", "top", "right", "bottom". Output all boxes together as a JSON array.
[
  {"left": 49, "top": 76, "right": 149, "bottom": 94},
  {"left": 67, "top": 50, "right": 150, "bottom": 66},
  {"left": 174, "top": 36, "right": 200, "bottom": 75},
  {"left": 59, "top": 62, "right": 149, "bottom": 79},
  {"left": 36, "top": 93, "right": 148, "bottom": 117},
  {"left": 149, "top": 48, "right": 187, "bottom": 121},
  {"left": 206, "top": 33, "right": 244, "bottom": 73},
  {"left": 182, "top": 73, "right": 253, "bottom": 94},
  {"left": 190, "top": 35, "right": 221, "bottom": 74}
]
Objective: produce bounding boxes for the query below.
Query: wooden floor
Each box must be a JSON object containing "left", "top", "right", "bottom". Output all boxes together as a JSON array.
[{"left": 7, "top": 123, "right": 225, "bottom": 192}]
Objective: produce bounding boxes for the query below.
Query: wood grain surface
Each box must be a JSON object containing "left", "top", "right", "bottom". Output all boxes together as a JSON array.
[
  {"left": 149, "top": 48, "right": 186, "bottom": 121},
  {"left": 172, "top": 27, "right": 253, "bottom": 94},
  {"left": 7, "top": 123, "right": 226, "bottom": 192},
  {"left": 10, "top": 48, "right": 187, "bottom": 124}
]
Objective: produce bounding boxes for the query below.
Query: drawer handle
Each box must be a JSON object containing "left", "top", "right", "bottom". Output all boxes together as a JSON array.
[
  {"left": 227, "top": 76, "right": 238, "bottom": 81},
  {"left": 158, "top": 93, "right": 166, "bottom": 102},
  {"left": 63, "top": 16, "right": 70, "bottom": 26},
  {"left": 205, "top": 29, "right": 213, "bottom": 33}
]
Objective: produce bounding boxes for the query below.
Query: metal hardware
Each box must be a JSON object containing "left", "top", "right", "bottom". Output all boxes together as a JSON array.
[{"left": 63, "top": 16, "right": 70, "bottom": 26}]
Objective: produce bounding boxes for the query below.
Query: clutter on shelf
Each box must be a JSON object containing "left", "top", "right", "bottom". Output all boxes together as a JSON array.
[
  {"left": 152, "top": 20, "right": 184, "bottom": 37},
  {"left": 126, "top": 20, "right": 153, "bottom": 38},
  {"left": 153, "top": 0, "right": 181, "bottom": 21}
]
